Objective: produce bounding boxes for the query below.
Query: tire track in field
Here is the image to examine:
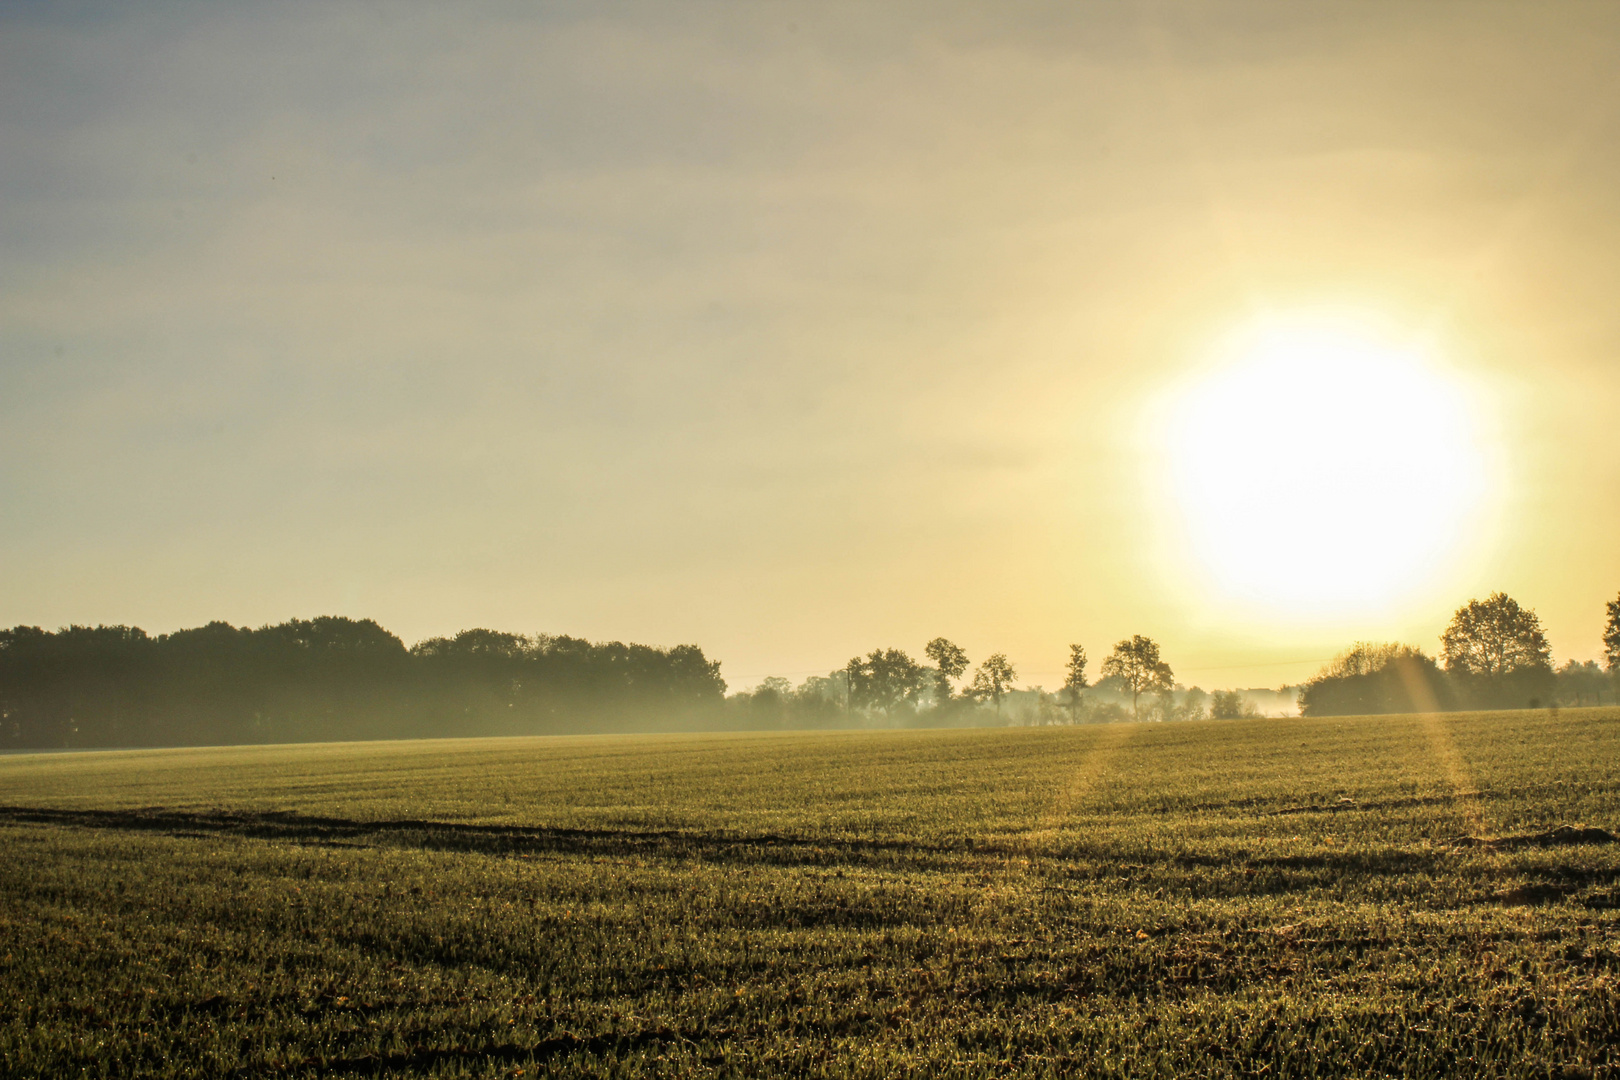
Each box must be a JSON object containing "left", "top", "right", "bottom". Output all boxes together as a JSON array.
[{"left": 0, "top": 804, "right": 983, "bottom": 869}]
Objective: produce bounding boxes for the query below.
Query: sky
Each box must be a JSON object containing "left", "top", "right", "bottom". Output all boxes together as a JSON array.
[{"left": 4, "top": 1, "right": 1620, "bottom": 693}]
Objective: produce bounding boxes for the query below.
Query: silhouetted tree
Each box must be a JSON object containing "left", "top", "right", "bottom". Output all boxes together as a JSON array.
[
  {"left": 1604, "top": 592, "right": 1620, "bottom": 672},
  {"left": 1298, "top": 642, "right": 1453, "bottom": 717},
  {"left": 1100, "top": 636, "right": 1173, "bottom": 720},
  {"left": 795, "top": 672, "right": 849, "bottom": 720},
  {"left": 845, "top": 649, "right": 924, "bottom": 717},
  {"left": 924, "top": 638, "right": 969, "bottom": 708},
  {"left": 1440, "top": 592, "right": 1554, "bottom": 708},
  {"left": 969, "top": 653, "right": 1017, "bottom": 716},
  {"left": 735, "top": 676, "right": 793, "bottom": 727},
  {"left": 1062, "top": 644, "right": 1088, "bottom": 722},
  {"left": 0, "top": 618, "right": 725, "bottom": 749}
]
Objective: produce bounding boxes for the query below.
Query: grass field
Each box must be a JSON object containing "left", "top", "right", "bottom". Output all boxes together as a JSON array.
[{"left": 1, "top": 709, "right": 1618, "bottom": 1078}]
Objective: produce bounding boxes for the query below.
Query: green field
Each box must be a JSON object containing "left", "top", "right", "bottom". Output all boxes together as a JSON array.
[{"left": 2, "top": 710, "right": 1618, "bottom": 1078}]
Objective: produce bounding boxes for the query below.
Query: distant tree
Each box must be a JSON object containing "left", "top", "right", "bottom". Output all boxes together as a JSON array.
[
  {"left": 1440, "top": 592, "right": 1554, "bottom": 708},
  {"left": 740, "top": 676, "right": 793, "bottom": 727},
  {"left": 660, "top": 643, "right": 729, "bottom": 702},
  {"left": 845, "top": 649, "right": 925, "bottom": 717},
  {"left": 0, "top": 618, "right": 727, "bottom": 749},
  {"left": 410, "top": 628, "right": 527, "bottom": 659},
  {"left": 1178, "top": 687, "right": 1211, "bottom": 722},
  {"left": 969, "top": 654, "right": 1017, "bottom": 716},
  {"left": 1604, "top": 592, "right": 1620, "bottom": 672},
  {"left": 752, "top": 673, "right": 847, "bottom": 729},
  {"left": 1062, "top": 644, "right": 1089, "bottom": 723},
  {"left": 1209, "top": 690, "right": 1263, "bottom": 720},
  {"left": 273, "top": 616, "right": 409, "bottom": 656},
  {"left": 1034, "top": 690, "right": 1068, "bottom": 726},
  {"left": 1140, "top": 682, "right": 1195, "bottom": 723},
  {"left": 924, "top": 638, "right": 969, "bottom": 708},
  {"left": 1297, "top": 642, "right": 1454, "bottom": 717},
  {"left": 797, "top": 672, "right": 847, "bottom": 709},
  {"left": 842, "top": 657, "right": 861, "bottom": 716},
  {"left": 1555, "top": 660, "right": 1610, "bottom": 707},
  {"left": 1100, "top": 635, "right": 1174, "bottom": 720}
]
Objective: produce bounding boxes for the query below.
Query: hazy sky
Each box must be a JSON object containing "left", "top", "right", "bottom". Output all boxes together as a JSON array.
[{"left": 5, "top": 2, "right": 1620, "bottom": 691}]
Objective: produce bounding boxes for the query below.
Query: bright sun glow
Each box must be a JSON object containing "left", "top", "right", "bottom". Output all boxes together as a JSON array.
[{"left": 1160, "top": 314, "right": 1493, "bottom": 618}]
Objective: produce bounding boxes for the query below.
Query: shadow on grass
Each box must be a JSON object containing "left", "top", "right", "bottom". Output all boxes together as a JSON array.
[
  {"left": 5, "top": 805, "right": 1609, "bottom": 892},
  {"left": 257, "top": 1027, "right": 716, "bottom": 1078},
  {"left": 0, "top": 804, "right": 969, "bottom": 868}
]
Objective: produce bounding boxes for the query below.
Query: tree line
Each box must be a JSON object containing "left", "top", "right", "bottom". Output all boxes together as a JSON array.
[
  {"left": 1297, "top": 590, "right": 1620, "bottom": 716},
  {"left": 8, "top": 589, "right": 1611, "bottom": 749},
  {"left": 726, "top": 633, "right": 1279, "bottom": 728},
  {"left": 0, "top": 618, "right": 726, "bottom": 750},
  {"left": 733, "top": 589, "right": 1620, "bottom": 728}
]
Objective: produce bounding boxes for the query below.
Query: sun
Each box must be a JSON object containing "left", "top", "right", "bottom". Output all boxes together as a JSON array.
[{"left": 1156, "top": 313, "right": 1494, "bottom": 618}]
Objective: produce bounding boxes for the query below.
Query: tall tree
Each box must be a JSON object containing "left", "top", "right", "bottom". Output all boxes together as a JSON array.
[
  {"left": 1100, "top": 635, "right": 1174, "bottom": 720},
  {"left": 924, "top": 638, "right": 969, "bottom": 708},
  {"left": 969, "top": 654, "right": 1017, "bottom": 716},
  {"left": 1440, "top": 592, "right": 1554, "bottom": 708},
  {"left": 1604, "top": 592, "right": 1620, "bottom": 672},
  {"left": 1062, "top": 644, "right": 1088, "bottom": 723},
  {"left": 842, "top": 657, "right": 861, "bottom": 717}
]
